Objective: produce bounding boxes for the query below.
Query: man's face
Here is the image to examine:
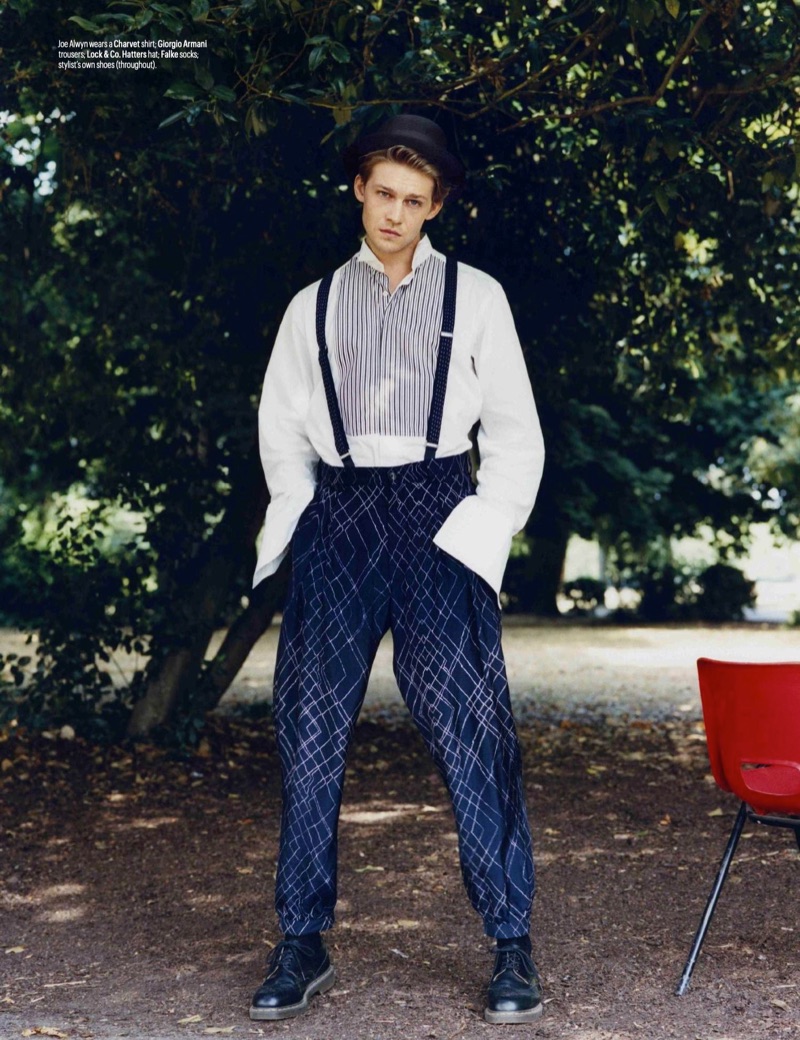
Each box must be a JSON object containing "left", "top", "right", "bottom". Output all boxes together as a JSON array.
[{"left": 354, "top": 160, "right": 443, "bottom": 262}]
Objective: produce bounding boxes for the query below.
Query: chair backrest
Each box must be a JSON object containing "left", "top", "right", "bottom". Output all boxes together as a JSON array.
[{"left": 697, "top": 658, "right": 800, "bottom": 815}]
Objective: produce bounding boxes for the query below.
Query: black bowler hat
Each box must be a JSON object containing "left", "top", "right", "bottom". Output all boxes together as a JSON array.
[{"left": 342, "top": 114, "right": 465, "bottom": 192}]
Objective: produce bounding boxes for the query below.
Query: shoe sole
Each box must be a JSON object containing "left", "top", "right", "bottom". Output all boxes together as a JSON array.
[
  {"left": 484, "top": 1003, "right": 544, "bottom": 1024},
  {"left": 249, "top": 964, "right": 336, "bottom": 1021}
]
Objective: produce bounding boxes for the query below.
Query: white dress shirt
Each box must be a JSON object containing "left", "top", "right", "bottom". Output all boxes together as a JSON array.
[{"left": 253, "top": 235, "right": 545, "bottom": 598}]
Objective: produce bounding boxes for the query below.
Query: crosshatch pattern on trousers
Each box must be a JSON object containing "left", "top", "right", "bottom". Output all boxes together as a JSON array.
[
  {"left": 271, "top": 255, "right": 535, "bottom": 940},
  {"left": 273, "top": 456, "right": 534, "bottom": 938}
]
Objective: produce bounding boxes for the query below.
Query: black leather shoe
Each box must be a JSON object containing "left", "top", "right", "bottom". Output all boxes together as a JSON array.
[
  {"left": 484, "top": 943, "right": 543, "bottom": 1024},
  {"left": 249, "top": 938, "right": 335, "bottom": 1021}
]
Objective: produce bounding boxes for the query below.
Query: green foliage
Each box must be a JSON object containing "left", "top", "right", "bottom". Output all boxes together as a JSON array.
[
  {"left": 694, "top": 562, "right": 756, "bottom": 621},
  {"left": 0, "top": 0, "right": 798, "bottom": 728},
  {"left": 0, "top": 0, "right": 360, "bottom": 731},
  {"left": 0, "top": 502, "right": 149, "bottom": 737},
  {"left": 562, "top": 577, "right": 608, "bottom": 616},
  {"left": 631, "top": 559, "right": 756, "bottom": 621},
  {"left": 747, "top": 392, "right": 800, "bottom": 536},
  {"left": 633, "top": 561, "right": 699, "bottom": 621}
]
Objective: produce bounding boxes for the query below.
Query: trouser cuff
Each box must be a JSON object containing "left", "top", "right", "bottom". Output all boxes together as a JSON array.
[
  {"left": 484, "top": 917, "right": 533, "bottom": 940},
  {"left": 277, "top": 913, "right": 334, "bottom": 936}
]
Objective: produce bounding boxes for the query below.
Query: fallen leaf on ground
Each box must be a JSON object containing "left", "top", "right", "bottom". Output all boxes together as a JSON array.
[
  {"left": 178, "top": 1014, "right": 204, "bottom": 1024},
  {"left": 771, "top": 999, "right": 789, "bottom": 1010},
  {"left": 707, "top": 808, "right": 725, "bottom": 817},
  {"left": 4, "top": 947, "right": 24, "bottom": 954},
  {"left": 204, "top": 1028, "right": 236, "bottom": 1035},
  {"left": 354, "top": 865, "right": 384, "bottom": 873},
  {"left": 21, "top": 1029, "right": 68, "bottom": 1039}
]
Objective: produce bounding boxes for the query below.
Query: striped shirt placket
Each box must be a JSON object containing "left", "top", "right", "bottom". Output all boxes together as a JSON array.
[
  {"left": 333, "top": 254, "right": 448, "bottom": 440},
  {"left": 315, "top": 256, "right": 458, "bottom": 463}
]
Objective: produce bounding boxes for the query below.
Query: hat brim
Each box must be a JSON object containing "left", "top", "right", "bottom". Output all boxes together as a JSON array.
[{"left": 342, "top": 129, "right": 465, "bottom": 193}]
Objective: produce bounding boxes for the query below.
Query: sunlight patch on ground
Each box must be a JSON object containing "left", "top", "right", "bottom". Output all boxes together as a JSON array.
[
  {"left": 185, "top": 894, "right": 223, "bottom": 906},
  {"left": 24, "top": 883, "right": 88, "bottom": 925},
  {"left": 340, "top": 807, "right": 416, "bottom": 824},
  {"left": 35, "top": 883, "right": 86, "bottom": 899},
  {"left": 36, "top": 906, "right": 86, "bottom": 923},
  {"left": 112, "top": 815, "right": 179, "bottom": 830},
  {"left": 337, "top": 917, "right": 423, "bottom": 933}
]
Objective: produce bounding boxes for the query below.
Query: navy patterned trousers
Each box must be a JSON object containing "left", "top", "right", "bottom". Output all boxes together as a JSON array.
[{"left": 273, "top": 452, "right": 534, "bottom": 939}]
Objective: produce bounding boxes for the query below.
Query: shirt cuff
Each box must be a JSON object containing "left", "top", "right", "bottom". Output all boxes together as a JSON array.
[
  {"left": 252, "top": 545, "right": 289, "bottom": 588},
  {"left": 252, "top": 487, "right": 314, "bottom": 588},
  {"left": 432, "top": 494, "right": 516, "bottom": 602}
]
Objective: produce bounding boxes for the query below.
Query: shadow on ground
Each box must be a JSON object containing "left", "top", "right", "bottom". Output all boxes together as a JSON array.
[{"left": 2, "top": 702, "right": 799, "bottom": 1040}]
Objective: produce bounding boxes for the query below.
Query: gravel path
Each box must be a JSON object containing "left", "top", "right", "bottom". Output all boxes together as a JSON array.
[
  {"left": 220, "top": 620, "right": 800, "bottom": 722},
  {"left": 3, "top": 622, "right": 797, "bottom": 724}
]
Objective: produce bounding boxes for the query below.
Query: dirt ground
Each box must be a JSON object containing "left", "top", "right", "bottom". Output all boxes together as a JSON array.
[{"left": 2, "top": 623, "right": 800, "bottom": 1040}]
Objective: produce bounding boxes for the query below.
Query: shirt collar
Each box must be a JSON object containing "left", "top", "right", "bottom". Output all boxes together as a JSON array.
[{"left": 356, "top": 234, "right": 434, "bottom": 278}]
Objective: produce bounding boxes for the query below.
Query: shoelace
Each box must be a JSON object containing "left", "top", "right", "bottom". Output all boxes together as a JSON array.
[
  {"left": 492, "top": 948, "right": 531, "bottom": 982},
  {"left": 264, "top": 939, "right": 312, "bottom": 981}
]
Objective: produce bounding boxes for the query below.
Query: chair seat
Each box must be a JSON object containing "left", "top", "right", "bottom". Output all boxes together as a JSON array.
[{"left": 741, "top": 763, "right": 800, "bottom": 800}]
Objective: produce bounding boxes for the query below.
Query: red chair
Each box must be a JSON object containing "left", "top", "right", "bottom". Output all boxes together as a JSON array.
[{"left": 676, "top": 657, "right": 800, "bottom": 996}]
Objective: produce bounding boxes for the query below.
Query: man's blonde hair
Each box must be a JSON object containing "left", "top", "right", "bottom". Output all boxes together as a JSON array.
[{"left": 358, "top": 144, "right": 450, "bottom": 206}]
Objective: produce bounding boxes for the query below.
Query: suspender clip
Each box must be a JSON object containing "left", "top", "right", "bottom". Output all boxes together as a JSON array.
[{"left": 439, "top": 331, "right": 454, "bottom": 338}]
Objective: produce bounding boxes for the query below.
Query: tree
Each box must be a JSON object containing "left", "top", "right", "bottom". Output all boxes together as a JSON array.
[
  {"left": 1, "top": 0, "right": 798, "bottom": 735},
  {"left": 747, "top": 389, "right": 800, "bottom": 534}
]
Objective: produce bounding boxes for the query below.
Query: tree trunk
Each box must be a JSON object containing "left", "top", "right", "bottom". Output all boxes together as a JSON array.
[
  {"left": 520, "top": 530, "right": 570, "bottom": 616},
  {"left": 520, "top": 452, "right": 572, "bottom": 616},
  {"left": 191, "top": 554, "right": 291, "bottom": 715},
  {"left": 127, "top": 444, "right": 269, "bottom": 738},
  {"left": 125, "top": 626, "right": 215, "bottom": 738},
  {"left": 126, "top": 554, "right": 235, "bottom": 738}
]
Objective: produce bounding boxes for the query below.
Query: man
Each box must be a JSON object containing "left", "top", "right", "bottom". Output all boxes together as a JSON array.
[{"left": 250, "top": 114, "right": 546, "bottom": 1025}]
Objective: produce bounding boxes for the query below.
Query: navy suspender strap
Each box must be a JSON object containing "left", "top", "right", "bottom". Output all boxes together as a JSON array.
[
  {"left": 315, "top": 272, "right": 355, "bottom": 467},
  {"left": 423, "top": 256, "right": 458, "bottom": 462},
  {"left": 315, "top": 255, "right": 458, "bottom": 467}
]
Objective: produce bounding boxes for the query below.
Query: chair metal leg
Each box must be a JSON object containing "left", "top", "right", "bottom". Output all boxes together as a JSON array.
[
  {"left": 794, "top": 828, "right": 800, "bottom": 855},
  {"left": 675, "top": 801, "right": 748, "bottom": 996}
]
